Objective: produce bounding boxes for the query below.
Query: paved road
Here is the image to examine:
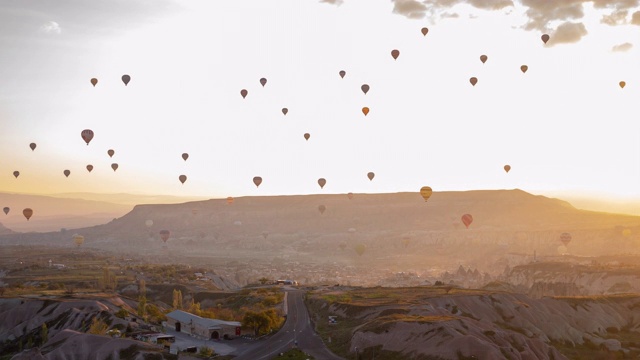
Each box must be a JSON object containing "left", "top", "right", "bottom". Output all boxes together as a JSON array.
[{"left": 230, "top": 289, "right": 344, "bottom": 360}]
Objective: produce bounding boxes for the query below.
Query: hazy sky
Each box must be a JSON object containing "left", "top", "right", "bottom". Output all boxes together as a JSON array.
[{"left": 1, "top": 0, "right": 639, "bottom": 203}]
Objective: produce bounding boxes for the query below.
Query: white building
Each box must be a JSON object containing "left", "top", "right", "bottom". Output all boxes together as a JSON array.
[{"left": 165, "top": 310, "right": 242, "bottom": 340}]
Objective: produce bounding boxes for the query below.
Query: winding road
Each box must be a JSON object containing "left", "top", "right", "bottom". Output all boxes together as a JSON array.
[{"left": 230, "top": 289, "right": 344, "bottom": 360}]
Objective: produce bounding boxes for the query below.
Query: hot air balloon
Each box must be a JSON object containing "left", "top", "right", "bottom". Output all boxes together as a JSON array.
[
  {"left": 86, "top": 165, "right": 93, "bottom": 172},
  {"left": 179, "top": 175, "right": 187, "bottom": 184},
  {"left": 504, "top": 165, "right": 511, "bottom": 173},
  {"left": 367, "top": 172, "right": 375, "bottom": 181},
  {"left": 111, "top": 163, "right": 118, "bottom": 171},
  {"left": 421, "top": 27, "right": 428, "bottom": 36},
  {"left": 391, "top": 49, "right": 400, "bottom": 60},
  {"left": 362, "top": 107, "right": 369, "bottom": 116},
  {"left": 191, "top": 209, "right": 198, "bottom": 215},
  {"left": 470, "top": 77, "right": 478, "bottom": 86},
  {"left": 90, "top": 78, "right": 98, "bottom": 87},
  {"left": 541, "top": 34, "right": 550, "bottom": 44},
  {"left": 73, "top": 234, "right": 84, "bottom": 247},
  {"left": 318, "top": 205, "right": 326, "bottom": 215},
  {"left": 461, "top": 214, "right": 473, "bottom": 228},
  {"left": 304, "top": 133, "right": 310, "bottom": 141},
  {"left": 227, "top": 196, "right": 234, "bottom": 205},
  {"left": 348, "top": 228, "right": 356, "bottom": 234},
  {"left": 81, "top": 129, "right": 94, "bottom": 145},
  {"left": 622, "top": 229, "right": 632, "bottom": 237},
  {"left": 234, "top": 220, "right": 242, "bottom": 226},
  {"left": 182, "top": 153, "right": 189, "bottom": 161},
  {"left": 107, "top": 149, "right": 115, "bottom": 158},
  {"left": 420, "top": 186, "right": 433, "bottom": 202},
  {"left": 240, "top": 89, "right": 248, "bottom": 98},
  {"left": 145, "top": 220, "right": 153, "bottom": 228},
  {"left": 253, "top": 176, "right": 262, "bottom": 188},
  {"left": 402, "top": 237, "right": 410, "bottom": 248},
  {"left": 520, "top": 65, "right": 528, "bottom": 73},
  {"left": 63, "top": 170, "right": 70, "bottom": 177},
  {"left": 13, "top": 171, "right": 19, "bottom": 179},
  {"left": 23, "top": 208, "right": 33, "bottom": 221},
  {"left": 260, "top": 78, "right": 267, "bottom": 87},
  {"left": 122, "top": 74, "right": 131, "bottom": 86},
  {"left": 339, "top": 70, "right": 346, "bottom": 78},
  {"left": 3, "top": 207, "right": 9, "bottom": 215},
  {"left": 560, "top": 232, "right": 571, "bottom": 246},
  {"left": 282, "top": 108, "right": 288, "bottom": 115},
  {"left": 355, "top": 244, "right": 366, "bottom": 256},
  {"left": 318, "top": 178, "right": 326, "bottom": 189},
  {"left": 480, "top": 55, "right": 487, "bottom": 64},
  {"left": 347, "top": 192, "right": 354, "bottom": 200},
  {"left": 29, "top": 143, "right": 36, "bottom": 151},
  {"left": 361, "top": 84, "right": 370, "bottom": 94},
  {"left": 262, "top": 231, "right": 269, "bottom": 240},
  {"left": 159, "top": 230, "right": 170, "bottom": 243},
  {"left": 620, "top": 81, "right": 626, "bottom": 89}
]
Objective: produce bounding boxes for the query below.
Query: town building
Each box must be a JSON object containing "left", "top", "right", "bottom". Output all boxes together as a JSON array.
[{"left": 165, "top": 310, "right": 242, "bottom": 340}]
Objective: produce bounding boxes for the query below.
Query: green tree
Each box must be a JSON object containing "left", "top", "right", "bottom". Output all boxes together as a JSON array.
[
  {"left": 137, "top": 296, "right": 147, "bottom": 318},
  {"left": 139, "top": 278, "right": 146, "bottom": 296},
  {"left": 258, "top": 277, "right": 270, "bottom": 285},
  {"left": 172, "top": 289, "right": 183, "bottom": 310},
  {"left": 26, "top": 335, "right": 33, "bottom": 349},
  {"left": 41, "top": 323, "right": 49, "bottom": 345},
  {"left": 189, "top": 301, "right": 202, "bottom": 316},
  {"left": 88, "top": 317, "right": 109, "bottom": 335},
  {"left": 199, "top": 346, "right": 214, "bottom": 357},
  {"left": 242, "top": 309, "right": 281, "bottom": 336}
]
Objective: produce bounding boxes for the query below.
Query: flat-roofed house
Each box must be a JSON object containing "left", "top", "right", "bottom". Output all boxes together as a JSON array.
[{"left": 165, "top": 310, "right": 242, "bottom": 340}]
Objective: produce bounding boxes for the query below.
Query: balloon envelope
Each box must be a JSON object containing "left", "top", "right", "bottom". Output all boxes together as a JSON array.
[
  {"left": 240, "top": 89, "right": 248, "bottom": 98},
  {"left": 391, "top": 49, "right": 400, "bottom": 60},
  {"left": 122, "top": 74, "right": 131, "bottom": 85},
  {"left": 159, "top": 230, "right": 170, "bottom": 243},
  {"left": 318, "top": 205, "right": 326, "bottom": 214},
  {"left": 13, "top": 171, "right": 19, "bottom": 178},
  {"left": 29, "top": 143, "right": 36, "bottom": 151},
  {"left": 355, "top": 244, "right": 366, "bottom": 256},
  {"left": 420, "top": 186, "right": 433, "bottom": 201},
  {"left": 23, "top": 208, "right": 33, "bottom": 220},
  {"left": 560, "top": 232, "right": 572, "bottom": 246},
  {"left": 182, "top": 153, "right": 189, "bottom": 161},
  {"left": 179, "top": 175, "right": 187, "bottom": 184},
  {"left": 318, "top": 178, "right": 326, "bottom": 189},
  {"left": 111, "top": 163, "right": 118, "bottom": 171},
  {"left": 367, "top": 172, "right": 375, "bottom": 181},
  {"left": 480, "top": 55, "right": 487, "bottom": 63},
  {"left": 63, "top": 170, "right": 70, "bottom": 177},
  {"left": 361, "top": 84, "right": 370, "bottom": 94},
  {"left": 347, "top": 192, "right": 354, "bottom": 200},
  {"left": 145, "top": 220, "right": 153, "bottom": 228},
  {"left": 421, "top": 27, "right": 428, "bottom": 36},
  {"left": 362, "top": 107, "right": 369, "bottom": 116},
  {"left": 339, "top": 70, "right": 346, "bottom": 78},
  {"left": 90, "top": 78, "right": 98, "bottom": 87},
  {"left": 504, "top": 165, "right": 511, "bottom": 173},
  {"left": 86, "top": 165, "right": 93, "bottom": 172},
  {"left": 107, "top": 149, "right": 114, "bottom": 157},
  {"left": 253, "top": 176, "right": 262, "bottom": 187},
  {"left": 282, "top": 108, "right": 288, "bottom": 115},
  {"left": 81, "top": 129, "right": 94, "bottom": 145},
  {"left": 470, "top": 77, "right": 478, "bottom": 86},
  {"left": 461, "top": 214, "right": 473, "bottom": 228},
  {"left": 521, "top": 65, "right": 528, "bottom": 73},
  {"left": 73, "top": 234, "right": 84, "bottom": 247},
  {"left": 304, "top": 133, "right": 310, "bottom": 141},
  {"left": 260, "top": 78, "right": 267, "bottom": 87},
  {"left": 227, "top": 197, "right": 234, "bottom": 205},
  {"left": 620, "top": 81, "right": 626, "bottom": 88},
  {"left": 3, "top": 207, "right": 9, "bottom": 215},
  {"left": 541, "top": 34, "right": 550, "bottom": 44}
]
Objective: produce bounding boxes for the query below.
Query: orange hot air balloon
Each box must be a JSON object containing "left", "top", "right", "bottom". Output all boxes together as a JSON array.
[
  {"left": 421, "top": 27, "right": 429, "bottom": 36},
  {"left": 339, "top": 70, "right": 346, "bottom": 78},
  {"left": 355, "top": 244, "right": 366, "bottom": 256},
  {"left": 619, "top": 81, "right": 626, "bottom": 89},
  {"left": 420, "top": 186, "right": 433, "bottom": 202},
  {"left": 318, "top": 178, "right": 326, "bottom": 189},
  {"left": 480, "top": 55, "right": 487, "bottom": 64},
  {"left": 461, "top": 214, "right": 473, "bottom": 228},
  {"left": 304, "top": 133, "right": 310, "bottom": 141},
  {"left": 73, "top": 234, "right": 84, "bottom": 247},
  {"left": 402, "top": 237, "right": 410, "bottom": 248},
  {"left": 29, "top": 143, "right": 36, "bottom": 151},
  {"left": 81, "top": 129, "right": 94, "bottom": 145},
  {"left": 520, "top": 65, "right": 528, "bottom": 73},
  {"left": 560, "top": 232, "right": 571, "bottom": 246},
  {"left": 111, "top": 163, "right": 118, "bottom": 171},
  {"left": 90, "top": 78, "right": 98, "bottom": 87},
  {"left": 107, "top": 149, "right": 115, "bottom": 157},
  {"left": 23, "top": 208, "right": 33, "bottom": 220},
  {"left": 282, "top": 108, "right": 288, "bottom": 115},
  {"left": 260, "top": 78, "right": 267, "bottom": 87},
  {"left": 240, "top": 89, "right": 248, "bottom": 98},
  {"left": 122, "top": 74, "right": 131, "bottom": 86},
  {"left": 179, "top": 175, "right": 187, "bottom": 184},
  {"left": 182, "top": 153, "right": 189, "bottom": 161},
  {"left": 391, "top": 49, "right": 400, "bottom": 60},
  {"left": 367, "top": 172, "right": 375, "bottom": 181},
  {"left": 541, "top": 34, "right": 550, "bottom": 44},
  {"left": 63, "top": 170, "right": 70, "bottom": 177},
  {"left": 470, "top": 77, "right": 478, "bottom": 86},
  {"left": 227, "top": 196, "right": 234, "bottom": 205},
  {"left": 347, "top": 192, "right": 354, "bottom": 200},
  {"left": 362, "top": 107, "right": 369, "bottom": 116},
  {"left": 159, "top": 229, "right": 170, "bottom": 243},
  {"left": 361, "top": 84, "right": 370, "bottom": 94},
  {"left": 3, "top": 207, "right": 9, "bottom": 215},
  {"left": 318, "top": 205, "right": 326, "bottom": 215},
  {"left": 86, "top": 164, "right": 93, "bottom": 172},
  {"left": 13, "top": 171, "right": 19, "bottom": 179},
  {"left": 504, "top": 165, "right": 511, "bottom": 173},
  {"left": 253, "top": 176, "right": 262, "bottom": 188}
]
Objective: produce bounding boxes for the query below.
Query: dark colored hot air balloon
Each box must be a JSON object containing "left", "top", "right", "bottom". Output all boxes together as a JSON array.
[
  {"left": 3, "top": 207, "right": 9, "bottom": 215},
  {"left": 111, "top": 163, "right": 118, "bottom": 171},
  {"left": 86, "top": 165, "right": 93, "bottom": 172},
  {"left": 282, "top": 108, "right": 288, "bottom": 115},
  {"left": 122, "top": 74, "right": 131, "bottom": 86},
  {"left": 620, "top": 81, "right": 626, "bottom": 89},
  {"left": 107, "top": 149, "right": 114, "bottom": 157},
  {"left": 318, "top": 178, "right": 326, "bottom": 189},
  {"left": 262, "top": 231, "right": 269, "bottom": 240},
  {"left": 541, "top": 34, "right": 550, "bottom": 44},
  {"left": 23, "top": 208, "right": 33, "bottom": 221},
  {"left": 560, "top": 232, "right": 571, "bottom": 246},
  {"left": 347, "top": 192, "right": 354, "bottom": 200},
  {"left": 182, "top": 153, "right": 189, "bottom": 161},
  {"left": 90, "top": 78, "right": 98, "bottom": 87},
  {"left": 361, "top": 84, "right": 370, "bottom": 94},
  {"left": 253, "top": 176, "right": 262, "bottom": 188},
  {"left": 179, "top": 175, "right": 187, "bottom": 184},
  {"left": 520, "top": 65, "right": 528, "bottom": 73},
  {"left": 159, "top": 229, "right": 170, "bottom": 243},
  {"left": 260, "top": 78, "right": 267, "bottom": 87},
  {"left": 81, "top": 129, "right": 94, "bottom": 145},
  {"left": 420, "top": 186, "right": 432, "bottom": 201},
  {"left": 240, "top": 89, "right": 248, "bottom": 98},
  {"left": 504, "top": 165, "right": 511, "bottom": 173},
  {"left": 367, "top": 172, "right": 375, "bottom": 181},
  {"left": 29, "top": 143, "right": 36, "bottom": 151},
  {"left": 391, "top": 49, "right": 400, "bottom": 60},
  {"left": 362, "top": 107, "right": 369, "bottom": 116},
  {"left": 480, "top": 55, "right": 487, "bottom": 64},
  {"left": 339, "top": 70, "right": 346, "bottom": 78},
  {"left": 304, "top": 133, "right": 310, "bottom": 141},
  {"left": 470, "top": 77, "right": 478, "bottom": 86},
  {"left": 318, "top": 205, "right": 326, "bottom": 215},
  {"left": 63, "top": 170, "right": 70, "bottom": 177},
  {"left": 461, "top": 214, "right": 473, "bottom": 228},
  {"left": 421, "top": 27, "right": 429, "bottom": 36},
  {"left": 13, "top": 171, "right": 19, "bottom": 179}
]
